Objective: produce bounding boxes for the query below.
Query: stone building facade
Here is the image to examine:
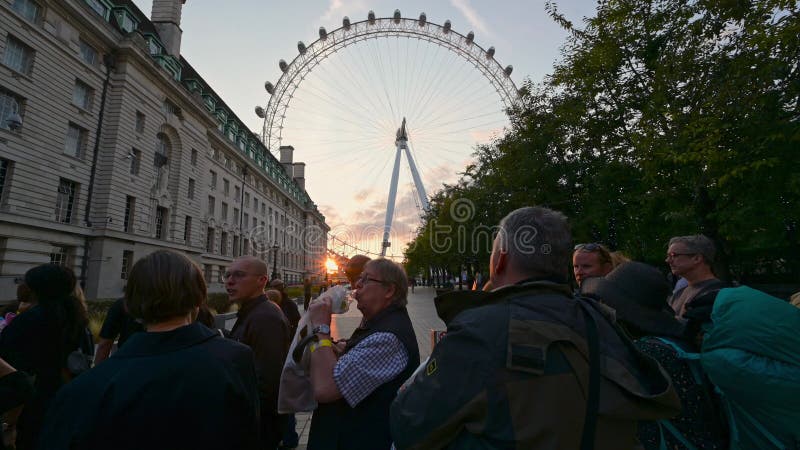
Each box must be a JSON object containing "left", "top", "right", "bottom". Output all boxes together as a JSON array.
[{"left": 0, "top": 0, "right": 328, "bottom": 301}]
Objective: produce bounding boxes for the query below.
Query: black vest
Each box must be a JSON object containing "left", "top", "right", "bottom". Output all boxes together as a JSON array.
[{"left": 308, "top": 304, "right": 420, "bottom": 450}]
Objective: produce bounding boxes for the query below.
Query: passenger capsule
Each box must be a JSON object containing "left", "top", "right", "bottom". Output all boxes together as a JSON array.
[
  {"left": 297, "top": 41, "right": 307, "bottom": 55},
  {"left": 343, "top": 16, "right": 351, "bottom": 29},
  {"left": 466, "top": 31, "right": 474, "bottom": 45},
  {"left": 368, "top": 11, "right": 376, "bottom": 24},
  {"left": 279, "top": 60, "right": 288, "bottom": 73},
  {"left": 443, "top": 20, "right": 451, "bottom": 33},
  {"left": 255, "top": 106, "right": 265, "bottom": 118},
  {"left": 486, "top": 47, "right": 495, "bottom": 58},
  {"left": 418, "top": 12, "right": 426, "bottom": 27},
  {"left": 504, "top": 65, "right": 513, "bottom": 76},
  {"left": 264, "top": 82, "right": 274, "bottom": 95},
  {"left": 319, "top": 27, "right": 327, "bottom": 40},
  {"left": 393, "top": 9, "right": 401, "bottom": 23}
]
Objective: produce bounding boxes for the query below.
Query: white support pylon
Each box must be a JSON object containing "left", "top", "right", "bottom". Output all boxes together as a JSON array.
[{"left": 380, "top": 118, "right": 429, "bottom": 256}]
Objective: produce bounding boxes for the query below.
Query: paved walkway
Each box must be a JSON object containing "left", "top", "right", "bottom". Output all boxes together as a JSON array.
[{"left": 292, "top": 286, "right": 445, "bottom": 449}]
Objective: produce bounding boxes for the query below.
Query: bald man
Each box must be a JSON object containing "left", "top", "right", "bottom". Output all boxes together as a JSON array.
[{"left": 227, "top": 256, "right": 290, "bottom": 449}]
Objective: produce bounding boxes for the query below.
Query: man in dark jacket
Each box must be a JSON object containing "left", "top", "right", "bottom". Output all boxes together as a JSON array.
[
  {"left": 390, "top": 206, "right": 681, "bottom": 449},
  {"left": 227, "top": 256, "right": 290, "bottom": 449},
  {"left": 306, "top": 258, "right": 419, "bottom": 450}
]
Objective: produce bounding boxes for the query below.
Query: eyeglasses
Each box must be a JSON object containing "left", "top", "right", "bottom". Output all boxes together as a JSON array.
[
  {"left": 357, "top": 273, "right": 385, "bottom": 286},
  {"left": 223, "top": 270, "right": 260, "bottom": 280},
  {"left": 666, "top": 252, "right": 696, "bottom": 259}
]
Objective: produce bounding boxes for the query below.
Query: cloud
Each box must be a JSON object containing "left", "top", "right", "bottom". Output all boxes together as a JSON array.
[{"left": 450, "top": 0, "right": 492, "bottom": 38}]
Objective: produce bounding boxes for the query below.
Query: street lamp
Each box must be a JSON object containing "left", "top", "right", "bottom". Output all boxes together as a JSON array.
[{"left": 270, "top": 242, "right": 280, "bottom": 280}]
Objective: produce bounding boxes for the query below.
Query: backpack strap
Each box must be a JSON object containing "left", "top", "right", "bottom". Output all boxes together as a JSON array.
[{"left": 577, "top": 300, "right": 601, "bottom": 450}]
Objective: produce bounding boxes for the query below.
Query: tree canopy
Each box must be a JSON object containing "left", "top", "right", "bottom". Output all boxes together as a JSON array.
[{"left": 404, "top": 0, "right": 799, "bottom": 283}]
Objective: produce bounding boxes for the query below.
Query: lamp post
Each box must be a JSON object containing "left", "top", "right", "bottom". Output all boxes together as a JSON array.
[{"left": 270, "top": 242, "right": 280, "bottom": 280}]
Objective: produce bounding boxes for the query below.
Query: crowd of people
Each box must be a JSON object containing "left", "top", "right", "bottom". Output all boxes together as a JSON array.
[{"left": 0, "top": 205, "right": 797, "bottom": 449}]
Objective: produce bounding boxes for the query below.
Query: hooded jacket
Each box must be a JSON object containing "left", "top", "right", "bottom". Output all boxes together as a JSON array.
[{"left": 390, "top": 280, "right": 681, "bottom": 450}]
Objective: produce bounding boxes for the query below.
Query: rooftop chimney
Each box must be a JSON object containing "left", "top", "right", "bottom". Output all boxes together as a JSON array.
[
  {"left": 279, "top": 145, "right": 294, "bottom": 176},
  {"left": 151, "top": 0, "right": 185, "bottom": 57},
  {"left": 292, "top": 162, "right": 306, "bottom": 191}
]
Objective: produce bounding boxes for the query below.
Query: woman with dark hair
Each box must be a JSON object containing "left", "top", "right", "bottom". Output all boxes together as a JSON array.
[
  {"left": 39, "top": 250, "right": 260, "bottom": 450},
  {"left": 0, "top": 263, "right": 87, "bottom": 450}
]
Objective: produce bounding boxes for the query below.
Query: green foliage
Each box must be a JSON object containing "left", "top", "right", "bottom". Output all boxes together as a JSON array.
[{"left": 405, "top": 0, "right": 800, "bottom": 282}]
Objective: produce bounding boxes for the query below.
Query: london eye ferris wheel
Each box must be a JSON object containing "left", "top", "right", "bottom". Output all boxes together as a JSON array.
[{"left": 255, "top": 10, "right": 520, "bottom": 259}]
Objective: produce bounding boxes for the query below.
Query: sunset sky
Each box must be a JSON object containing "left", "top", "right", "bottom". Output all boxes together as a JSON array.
[{"left": 132, "top": 0, "right": 599, "bottom": 259}]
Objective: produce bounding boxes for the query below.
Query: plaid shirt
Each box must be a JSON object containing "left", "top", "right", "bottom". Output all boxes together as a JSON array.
[{"left": 333, "top": 332, "right": 409, "bottom": 407}]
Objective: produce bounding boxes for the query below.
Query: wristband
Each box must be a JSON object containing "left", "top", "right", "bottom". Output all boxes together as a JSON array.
[{"left": 310, "top": 339, "right": 333, "bottom": 353}]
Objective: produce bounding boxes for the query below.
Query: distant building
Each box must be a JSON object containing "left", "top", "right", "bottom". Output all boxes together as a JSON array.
[{"left": 0, "top": 0, "right": 328, "bottom": 300}]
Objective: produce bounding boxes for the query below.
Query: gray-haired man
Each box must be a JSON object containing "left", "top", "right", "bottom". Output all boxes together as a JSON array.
[
  {"left": 665, "top": 234, "right": 726, "bottom": 318},
  {"left": 391, "top": 206, "right": 679, "bottom": 449}
]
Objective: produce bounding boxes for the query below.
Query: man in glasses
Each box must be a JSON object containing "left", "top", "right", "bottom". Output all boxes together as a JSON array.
[
  {"left": 306, "top": 258, "right": 419, "bottom": 450},
  {"left": 391, "top": 206, "right": 679, "bottom": 449},
  {"left": 227, "top": 256, "right": 290, "bottom": 449},
  {"left": 572, "top": 242, "right": 614, "bottom": 287},
  {"left": 665, "top": 235, "right": 726, "bottom": 319}
]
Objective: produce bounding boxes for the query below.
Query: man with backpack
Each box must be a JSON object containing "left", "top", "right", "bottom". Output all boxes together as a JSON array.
[{"left": 391, "top": 207, "right": 681, "bottom": 449}]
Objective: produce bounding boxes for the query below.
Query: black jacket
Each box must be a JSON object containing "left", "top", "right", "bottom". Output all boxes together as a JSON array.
[
  {"left": 38, "top": 322, "right": 260, "bottom": 450},
  {"left": 230, "top": 295, "right": 290, "bottom": 411}
]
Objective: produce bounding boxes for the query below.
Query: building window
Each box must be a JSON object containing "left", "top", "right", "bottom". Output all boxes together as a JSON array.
[
  {"left": 217, "top": 265, "right": 224, "bottom": 283},
  {"left": 208, "top": 195, "right": 215, "bottom": 216},
  {"left": 55, "top": 179, "right": 77, "bottom": 223},
  {"left": 254, "top": 198, "right": 258, "bottom": 211},
  {"left": 234, "top": 185, "right": 240, "bottom": 199},
  {"left": 0, "top": 159, "right": 11, "bottom": 201},
  {"left": 72, "top": 80, "right": 93, "bottom": 110},
  {"left": 64, "top": 123, "right": 87, "bottom": 158},
  {"left": 206, "top": 227, "right": 214, "bottom": 252},
  {"left": 244, "top": 192, "right": 250, "bottom": 208},
  {"left": 243, "top": 238, "right": 250, "bottom": 255},
  {"left": 135, "top": 111, "right": 145, "bottom": 133},
  {"left": 204, "top": 264, "right": 212, "bottom": 281},
  {"left": 190, "top": 148, "right": 197, "bottom": 166},
  {"left": 223, "top": 179, "right": 230, "bottom": 196},
  {"left": 252, "top": 217, "right": 257, "bottom": 229},
  {"left": 220, "top": 232, "right": 228, "bottom": 255},
  {"left": 129, "top": 148, "right": 140, "bottom": 175},
  {"left": 210, "top": 170, "right": 217, "bottom": 189},
  {"left": 184, "top": 216, "right": 192, "bottom": 243},
  {"left": 123, "top": 195, "right": 135, "bottom": 232},
  {"left": 155, "top": 206, "right": 167, "bottom": 239},
  {"left": 3, "top": 36, "right": 34, "bottom": 76},
  {"left": 113, "top": 9, "right": 139, "bottom": 33},
  {"left": 233, "top": 208, "right": 239, "bottom": 223},
  {"left": 0, "top": 88, "right": 23, "bottom": 131},
  {"left": 49, "top": 245, "right": 71, "bottom": 266},
  {"left": 221, "top": 202, "right": 228, "bottom": 221},
  {"left": 233, "top": 235, "right": 240, "bottom": 257},
  {"left": 12, "top": 0, "right": 42, "bottom": 23},
  {"left": 78, "top": 38, "right": 97, "bottom": 65},
  {"left": 261, "top": 203, "right": 266, "bottom": 215},
  {"left": 120, "top": 250, "right": 133, "bottom": 279},
  {"left": 85, "top": 0, "right": 110, "bottom": 19},
  {"left": 243, "top": 213, "right": 249, "bottom": 228},
  {"left": 187, "top": 178, "right": 195, "bottom": 199}
]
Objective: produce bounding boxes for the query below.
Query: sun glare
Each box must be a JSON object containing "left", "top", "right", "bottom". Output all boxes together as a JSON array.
[{"left": 325, "top": 258, "right": 338, "bottom": 273}]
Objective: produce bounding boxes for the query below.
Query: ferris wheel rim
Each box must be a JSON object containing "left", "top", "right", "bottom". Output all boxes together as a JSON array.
[{"left": 259, "top": 13, "right": 520, "bottom": 154}]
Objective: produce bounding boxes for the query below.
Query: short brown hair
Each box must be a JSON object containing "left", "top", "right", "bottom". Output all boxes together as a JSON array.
[{"left": 125, "top": 250, "right": 206, "bottom": 324}]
